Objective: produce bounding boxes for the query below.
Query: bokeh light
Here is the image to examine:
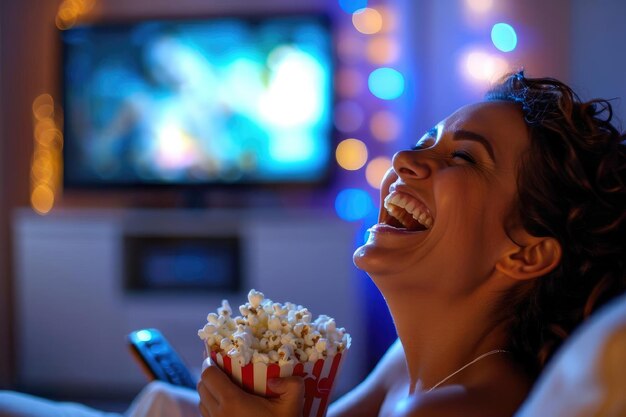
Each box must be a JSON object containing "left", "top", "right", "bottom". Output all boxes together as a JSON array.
[
  {"left": 31, "top": 184, "right": 55, "bottom": 215},
  {"left": 365, "top": 156, "right": 392, "bottom": 189},
  {"left": 339, "top": 0, "right": 368, "bottom": 14},
  {"left": 366, "top": 36, "right": 400, "bottom": 65},
  {"left": 368, "top": 67, "right": 405, "bottom": 100},
  {"left": 334, "top": 101, "right": 365, "bottom": 133},
  {"left": 31, "top": 157, "right": 54, "bottom": 182},
  {"left": 335, "top": 188, "right": 375, "bottom": 221},
  {"left": 336, "top": 138, "right": 368, "bottom": 170},
  {"left": 336, "top": 32, "right": 366, "bottom": 63},
  {"left": 375, "top": 5, "right": 398, "bottom": 33},
  {"left": 491, "top": 23, "right": 518, "bottom": 52},
  {"left": 31, "top": 93, "right": 62, "bottom": 215},
  {"left": 463, "top": 51, "right": 509, "bottom": 82},
  {"left": 335, "top": 67, "right": 365, "bottom": 98},
  {"left": 370, "top": 110, "right": 402, "bottom": 142},
  {"left": 56, "top": 0, "right": 96, "bottom": 30},
  {"left": 352, "top": 8, "right": 383, "bottom": 35},
  {"left": 465, "top": 0, "right": 493, "bottom": 13},
  {"left": 32, "top": 94, "right": 54, "bottom": 120}
]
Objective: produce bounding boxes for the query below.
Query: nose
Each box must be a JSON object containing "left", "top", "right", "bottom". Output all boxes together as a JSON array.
[{"left": 391, "top": 149, "right": 432, "bottom": 180}]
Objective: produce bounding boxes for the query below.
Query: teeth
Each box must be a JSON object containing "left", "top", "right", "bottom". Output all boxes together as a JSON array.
[{"left": 384, "top": 192, "right": 434, "bottom": 229}]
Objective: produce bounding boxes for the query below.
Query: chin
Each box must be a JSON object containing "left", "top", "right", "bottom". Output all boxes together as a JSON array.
[{"left": 352, "top": 242, "right": 397, "bottom": 276}]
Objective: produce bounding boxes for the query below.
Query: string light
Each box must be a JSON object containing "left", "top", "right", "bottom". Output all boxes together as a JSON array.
[
  {"left": 366, "top": 36, "right": 400, "bottom": 65},
  {"left": 335, "top": 188, "right": 375, "bottom": 221},
  {"left": 491, "top": 23, "right": 518, "bottom": 52},
  {"left": 31, "top": 94, "right": 63, "bottom": 215},
  {"left": 334, "top": 101, "right": 365, "bottom": 133},
  {"left": 365, "top": 157, "right": 392, "bottom": 189},
  {"left": 335, "top": 67, "right": 365, "bottom": 98},
  {"left": 352, "top": 8, "right": 383, "bottom": 35},
  {"left": 463, "top": 50, "right": 509, "bottom": 83},
  {"left": 370, "top": 110, "right": 401, "bottom": 142},
  {"left": 368, "top": 67, "right": 405, "bottom": 100},
  {"left": 465, "top": 0, "right": 493, "bottom": 13},
  {"left": 56, "top": 0, "right": 96, "bottom": 30},
  {"left": 338, "top": 0, "right": 368, "bottom": 14},
  {"left": 336, "top": 138, "right": 369, "bottom": 171}
]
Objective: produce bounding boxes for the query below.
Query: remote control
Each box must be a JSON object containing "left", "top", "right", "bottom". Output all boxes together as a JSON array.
[{"left": 128, "top": 328, "right": 197, "bottom": 389}]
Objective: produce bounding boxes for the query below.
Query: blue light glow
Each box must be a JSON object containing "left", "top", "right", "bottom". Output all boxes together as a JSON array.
[
  {"left": 136, "top": 330, "right": 152, "bottom": 342},
  {"left": 335, "top": 188, "right": 374, "bottom": 221},
  {"left": 368, "top": 67, "right": 405, "bottom": 100},
  {"left": 338, "top": 0, "right": 368, "bottom": 14},
  {"left": 491, "top": 23, "right": 517, "bottom": 52}
]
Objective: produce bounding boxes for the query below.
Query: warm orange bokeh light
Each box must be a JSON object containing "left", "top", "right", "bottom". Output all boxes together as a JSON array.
[
  {"left": 31, "top": 94, "right": 63, "bottom": 215},
  {"left": 335, "top": 68, "right": 365, "bottom": 98},
  {"left": 370, "top": 110, "right": 402, "bottom": 142},
  {"left": 31, "top": 184, "right": 55, "bottom": 215},
  {"left": 464, "top": 51, "right": 509, "bottom": 82},
  {"left": 352, "top": 8, "right": 383, "bottom": 35},
  {"left": 366, "top": 36, "right": 400, "bottom": 65},
  {"left": 336, "top": 32, "right": 365, "bottom": 63},
  {"left": 56, "top": 0, "right": 96, "bottom": 30},
  {"left": 336, "top": 138, "right": 369, "bottom": 171},
  {"left": 366, "top": 156, "right": 392, "bottom": 189}
]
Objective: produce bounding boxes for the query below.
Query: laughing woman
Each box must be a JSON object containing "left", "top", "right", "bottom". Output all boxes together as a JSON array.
[
  {"left": 197, "top": 72, "right": 626, "bottom": 417},
  {"left": 4, "top": 72, "right": 621, "bottom": 417}
]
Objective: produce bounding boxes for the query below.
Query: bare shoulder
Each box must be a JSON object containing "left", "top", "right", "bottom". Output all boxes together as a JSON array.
[
  {"left": 392, "top": 356, "right": 533, "bottom": 417},
  {"left": 372, "top": 338, "right": 409, "bottom": 386}
]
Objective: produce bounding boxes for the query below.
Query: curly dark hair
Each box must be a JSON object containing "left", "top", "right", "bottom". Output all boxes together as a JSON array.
[{"left": 485, "top": 71, "right": 626, "bottom": 377}]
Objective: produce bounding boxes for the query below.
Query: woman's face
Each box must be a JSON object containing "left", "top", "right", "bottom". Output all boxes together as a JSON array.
[{"left": 353, "top": 101, "right": 530, "bottom": 295}]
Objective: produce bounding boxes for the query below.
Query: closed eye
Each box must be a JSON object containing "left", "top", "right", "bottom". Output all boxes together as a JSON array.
[{"left": 451, "top": 150, "right": 476, "bottom": 163}]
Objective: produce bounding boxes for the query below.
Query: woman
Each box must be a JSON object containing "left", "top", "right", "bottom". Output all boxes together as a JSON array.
[
  {"left": 197, "top": 72, "right": 626, "bottom": 417},
  {"left": 1, "top": 73, "right": 624, "bottom": 417}
]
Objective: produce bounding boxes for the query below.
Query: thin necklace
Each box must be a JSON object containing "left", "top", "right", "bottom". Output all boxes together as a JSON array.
[{"left": 426, "top": 349, "right": 509, "bottom": 393}]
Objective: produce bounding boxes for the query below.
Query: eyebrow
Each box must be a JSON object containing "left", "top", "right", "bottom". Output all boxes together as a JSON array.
[{"left": 452, "top": 129, "right": 496, "bottom": 162}]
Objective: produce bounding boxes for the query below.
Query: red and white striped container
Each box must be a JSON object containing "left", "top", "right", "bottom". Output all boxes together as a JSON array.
[{"left": 208, "top": 347, "right": 349, "bottom": 417}]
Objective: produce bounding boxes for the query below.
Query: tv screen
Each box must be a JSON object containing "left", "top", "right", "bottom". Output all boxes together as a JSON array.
[{"left": 61, "top": 15, "right": 334, "bottom": 188}]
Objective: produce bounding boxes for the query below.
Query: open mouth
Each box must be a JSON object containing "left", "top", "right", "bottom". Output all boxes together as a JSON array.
[{"left": 380, "top": 191, "right": 434, "bottom": 232}]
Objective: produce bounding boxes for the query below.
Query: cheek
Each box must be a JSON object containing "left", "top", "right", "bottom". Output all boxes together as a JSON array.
[{"left": 437, "top": 174, "right": 512, "bottom": 243}]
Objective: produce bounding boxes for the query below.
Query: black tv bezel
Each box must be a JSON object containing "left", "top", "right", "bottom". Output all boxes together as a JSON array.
[{"left": 60, "top": 12, "right": 338, "bottom": 192}]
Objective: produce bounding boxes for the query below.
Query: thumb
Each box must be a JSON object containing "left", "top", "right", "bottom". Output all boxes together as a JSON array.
[{"left": 267, "top": 376, "right": 305, "bottom": 413}]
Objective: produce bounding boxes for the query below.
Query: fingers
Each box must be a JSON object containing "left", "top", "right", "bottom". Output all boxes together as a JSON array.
[
  {"left": 267, "top": 376, "right": 305, "bottom": 416},
  {"left": 199, "top": 401, "right": 210, "bottom": 417},
  {"left": 268, "top": 376, "right": 305, "bottom": 398},
  {"left": 198, "top": 360, "right": 246, "bottom": 403},
  {"left": 198, "top": 377, "right": 219, "bottom": 417}
]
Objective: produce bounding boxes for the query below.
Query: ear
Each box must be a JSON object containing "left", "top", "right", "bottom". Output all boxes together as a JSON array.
[{"left": 495, "top": 235, "right": 562, "bottom": 280}]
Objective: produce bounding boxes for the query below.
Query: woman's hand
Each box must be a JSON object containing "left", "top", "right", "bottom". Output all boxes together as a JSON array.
[{"left": 197, "top": 359, "right": 304, "bottom": 417}]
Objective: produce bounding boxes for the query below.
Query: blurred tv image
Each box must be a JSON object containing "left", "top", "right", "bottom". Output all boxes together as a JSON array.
[{"left": 62, "top": 15, "right": 334, "bottom": 186}]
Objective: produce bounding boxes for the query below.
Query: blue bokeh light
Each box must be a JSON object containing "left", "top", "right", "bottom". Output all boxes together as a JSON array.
[
  {"left": 368, "top": 67, "right": 405, "bottom": 100},
  {"left": 335, "top": 188, "right": 375, "bottom": 221},
  {"left": 491, "top": 23, "right": 518, "bottom": 52},
  {"left": 338, "top": 0, "right": 368, "bottom": 14}
]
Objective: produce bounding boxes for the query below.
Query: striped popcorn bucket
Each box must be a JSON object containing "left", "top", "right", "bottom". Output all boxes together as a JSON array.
[{"left": 208, "top": 348, "right": 349, "bottom": 417}]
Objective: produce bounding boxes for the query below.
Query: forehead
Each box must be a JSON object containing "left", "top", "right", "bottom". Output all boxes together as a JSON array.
[{"left": 441, "top": 101, "right": 528, "bottom": 147}]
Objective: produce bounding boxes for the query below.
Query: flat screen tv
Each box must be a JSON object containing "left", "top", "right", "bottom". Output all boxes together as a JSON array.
[{"left": 61, "top": 14, "right": 334, "bottom": 189}]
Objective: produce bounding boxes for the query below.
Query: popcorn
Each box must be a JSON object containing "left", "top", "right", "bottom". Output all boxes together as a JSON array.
[{"left": 198, "top": 289, "right": 351, "bottom": 366}]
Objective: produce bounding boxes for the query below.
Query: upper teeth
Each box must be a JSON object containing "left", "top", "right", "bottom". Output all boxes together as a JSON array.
[{"left": 384, "top": 191, "right": 434, "bottom": 229}]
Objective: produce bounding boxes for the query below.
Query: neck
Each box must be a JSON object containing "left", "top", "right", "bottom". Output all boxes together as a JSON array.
[{"left": 382, "top": 280, "right": 511, "bottom": 393}]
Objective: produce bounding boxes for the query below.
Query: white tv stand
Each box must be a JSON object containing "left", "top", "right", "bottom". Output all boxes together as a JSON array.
[{"left": 12, "top": 208, "right": 364, "bottom": 398}]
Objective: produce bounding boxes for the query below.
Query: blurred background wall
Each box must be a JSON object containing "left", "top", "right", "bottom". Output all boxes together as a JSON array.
[{"left": 1, "top": 0, "right": 625, "bottom": 407}]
